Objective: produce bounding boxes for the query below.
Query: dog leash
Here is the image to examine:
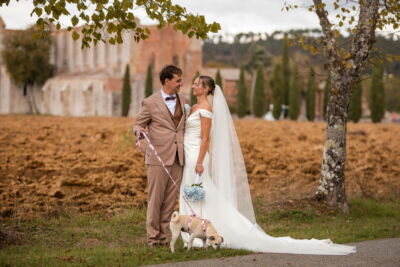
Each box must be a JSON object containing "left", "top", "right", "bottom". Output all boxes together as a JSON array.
[{"left": 134, "top": 129, "right": 200, "bottom": 218}]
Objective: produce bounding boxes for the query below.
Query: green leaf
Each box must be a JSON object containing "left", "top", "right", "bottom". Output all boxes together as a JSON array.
[
  {"left": 44, "top": 5, "right": 52, "bottom": 15},
  {"left": 72, "top": 31, "right": 80, "bottom": 40},
  {"left": 34, "top": 7, "right": 42, "bottom": 16},
  {"left": 71, "top": 15, "right": 79, "bottom": 26}
]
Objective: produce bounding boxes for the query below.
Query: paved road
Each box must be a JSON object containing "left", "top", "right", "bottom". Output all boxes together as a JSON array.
[{"left": 147, "top": 238, "right": 400, "bottom": 267}]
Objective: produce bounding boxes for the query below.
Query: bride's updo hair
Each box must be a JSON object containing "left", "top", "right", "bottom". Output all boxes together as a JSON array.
[{"left": 199, "top": 76, "right": 216, "bottom": 95}]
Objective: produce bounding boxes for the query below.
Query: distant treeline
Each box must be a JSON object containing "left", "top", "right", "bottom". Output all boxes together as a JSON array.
[{"left": 203, "top": 29, "right": 400, "bottom": 77}]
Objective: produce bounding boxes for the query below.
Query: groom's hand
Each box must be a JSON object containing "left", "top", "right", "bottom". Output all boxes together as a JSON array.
[{"left": 133, "top": 127, "right": 147, "bottom": 139}]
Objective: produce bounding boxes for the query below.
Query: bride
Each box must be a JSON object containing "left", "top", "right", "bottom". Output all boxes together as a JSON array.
[{"left": 179, "top": 75, "right": 355, "bottom": 255}]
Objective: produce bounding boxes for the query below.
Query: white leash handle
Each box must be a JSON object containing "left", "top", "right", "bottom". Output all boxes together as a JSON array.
[{"left": 194, "top": 173, "right": 202, "bottom": 184}]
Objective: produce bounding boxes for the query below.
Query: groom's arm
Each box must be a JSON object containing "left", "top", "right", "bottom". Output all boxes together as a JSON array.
[{"left": 132, "top": 99, "right": 151, "bottom": 136}]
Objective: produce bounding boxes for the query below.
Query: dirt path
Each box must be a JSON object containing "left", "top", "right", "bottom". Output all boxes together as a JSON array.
[{"left": 148, "top": 237, "right": 400, "bottom": 267}]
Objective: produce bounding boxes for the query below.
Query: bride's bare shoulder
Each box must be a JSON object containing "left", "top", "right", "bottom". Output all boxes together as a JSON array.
[{"left": 199, "top": 104, "right": 212, "bottom": 112}]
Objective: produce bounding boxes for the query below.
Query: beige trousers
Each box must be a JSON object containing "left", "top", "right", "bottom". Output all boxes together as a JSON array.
[{"left": 146, "top": 156, "right": 183, "bottom": 245}]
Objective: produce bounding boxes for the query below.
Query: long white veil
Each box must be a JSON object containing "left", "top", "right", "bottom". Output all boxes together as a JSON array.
[
  {"left": 209, "top": 85, "right": 256, "bottom": 224},
  {"left": 182, "top": 85, "right": 355, "bottom": 255}
]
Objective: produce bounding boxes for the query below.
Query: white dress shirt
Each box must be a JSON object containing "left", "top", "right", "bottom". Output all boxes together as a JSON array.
[{"left": 161, "top": 89, "right": 177, "bottom": 115}]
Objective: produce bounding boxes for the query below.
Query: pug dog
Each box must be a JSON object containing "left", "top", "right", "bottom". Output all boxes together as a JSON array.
[{"left": 169, "top": 211, "right": 224, "bottom": 253}]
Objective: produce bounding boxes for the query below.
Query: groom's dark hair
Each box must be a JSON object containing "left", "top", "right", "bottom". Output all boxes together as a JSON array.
[{"left": 159, "top": 65, "right": 183, "bottom": 85}]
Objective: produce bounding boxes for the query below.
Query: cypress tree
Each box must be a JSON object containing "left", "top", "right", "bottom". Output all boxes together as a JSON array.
[
  {"left": 215, "top": 69, "right": 222, "bottom": 88},
  {"left": 145, "top": 64, "right": 153, "bottom": 97},
  {"left": 253, "top": 64, "right": 265, "bottom": 117},
  {"left": 237, "top": 66, "right": 248, "bottom": 118},
  {"left": 370, "top": 64, "right": 385, "bottom": 123},
  {"left": 348, "top": 80, "right": 363, "bottom": 123},
  {"left": 282, "top": 33, "right": 290, "bottom": 118},
  {"left": 306, "top": 67, "right": 316, "bottom": 121},
  {"left": 270, "top": 64, "right": 283, "bottom": 120},
  {"left": 323, "top": 73, "right": 331, "bottom": 121},
  {"left": 121, "top": 64, "right": 131, "bottom": 117},
  {"left": 190, "top": 70, "right": 200, "bottom": 105},
  {"left": 289, "top": 66, "right": 300, "bottom": 120}
]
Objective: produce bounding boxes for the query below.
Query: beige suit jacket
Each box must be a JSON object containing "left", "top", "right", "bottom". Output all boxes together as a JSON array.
[{"left": 133, "top": 90, "right": 189, "bottom": 166}]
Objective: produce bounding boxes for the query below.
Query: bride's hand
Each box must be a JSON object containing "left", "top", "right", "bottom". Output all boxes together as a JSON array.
[{"left": 195, "top": 164, "right": 204, "bottom": 175}]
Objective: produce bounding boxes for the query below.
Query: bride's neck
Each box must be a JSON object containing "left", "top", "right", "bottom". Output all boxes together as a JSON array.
[{"left": 196, "top": 95, "right": 208, "bottom": 105}]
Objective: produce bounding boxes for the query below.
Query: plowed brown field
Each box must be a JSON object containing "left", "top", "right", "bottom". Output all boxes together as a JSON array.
[{"left": 1, "top": 115, "right": 399, "bottom": 219}]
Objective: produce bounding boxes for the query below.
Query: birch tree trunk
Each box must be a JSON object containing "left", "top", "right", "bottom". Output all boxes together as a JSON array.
[
  {"left": 312, "top": 0, "right": 379, "bottom": 212},
  {"left": 316, "top": 74, "right": 352, "bottom": 213}
]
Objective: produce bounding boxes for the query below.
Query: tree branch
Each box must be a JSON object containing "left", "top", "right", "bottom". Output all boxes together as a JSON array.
[
  {"left": 349, "top": 1, "right": 380, "bottom": 78},
  {"left": 312, "top": 0, "right": 342, "bottom": 73}
]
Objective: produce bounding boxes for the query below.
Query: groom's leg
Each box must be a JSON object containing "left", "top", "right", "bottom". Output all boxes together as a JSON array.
[
  {"left": 159, "top": 157, "right": 183, "bottom": 243},
  {"left": 146, "top": 164, "right": 169, "bottom": 246}
]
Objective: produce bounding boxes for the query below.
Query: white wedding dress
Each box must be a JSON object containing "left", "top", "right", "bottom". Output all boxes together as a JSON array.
[{"left": 179, "top": 87, "right": 355, "bottom": 255}]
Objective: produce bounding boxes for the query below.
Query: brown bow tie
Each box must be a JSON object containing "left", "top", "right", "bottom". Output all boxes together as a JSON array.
[{"left": 165, "top": 96, "right": 176, "bottom": 101}]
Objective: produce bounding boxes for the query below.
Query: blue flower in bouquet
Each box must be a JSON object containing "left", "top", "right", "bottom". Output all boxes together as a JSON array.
[{"left": 183, "top": 183, "right": 206, "bottom": 202}]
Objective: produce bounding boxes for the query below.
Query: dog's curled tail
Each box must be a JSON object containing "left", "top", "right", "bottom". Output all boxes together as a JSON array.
[{"left": 170, "top": 211, "right": 180, "bottom": 223}]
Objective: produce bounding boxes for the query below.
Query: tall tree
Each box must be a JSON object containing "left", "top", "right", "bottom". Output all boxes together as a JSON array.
[
  {"left": 289, "top": 66, "right": 300, "bottom": 120},
  {"left": 2, "top": 0, "right": 221, "bottom": 48},
  {"left": 237, "top": 66, "right": 248, "bottom": 118},
  {"left": 1, "top": 27, "right": 54, "bottom": 114},
  {"left": 191, "top": 70, "right": 200, "bottom": 105},
  {"left": 270, "top": 64, "right": 283, "bottom": 120},
  {"left": 245, "top": 43, "right": 271, "bottom": 72},
  {"left": 348, "top": 80, "right": 363, "bottom": 123},
  {"left": 322, "top": 73, "right": 331, "bottom": 121},
  {"left": 245, "top": 43, "right": 270, "bottom": 113},
  {"left": 253, "top": 64, "right": 265, "bottom": 117},
  {"left": 385, "top": 76, "right": 400, "bottom": 113},
  {"left": 215, "top": 69, "right": 222, "bottom": 88},
  {"left": 282, "top": 33, "right": 290, "bottom": 118},
  {"left": 306, "top": 67, "right": 316, "bottom": 121},
  {"left": 121, "top": 64, "right": 131, "bottom": 116},
  {"left": 287, "top": 0, "right": 400, "bottom": 212},
  {"left": 370, "top": 64, "right": 385, "bottom": 123},
  {"left": 145, "top": 64, "right": 153, "bottom": 98}
]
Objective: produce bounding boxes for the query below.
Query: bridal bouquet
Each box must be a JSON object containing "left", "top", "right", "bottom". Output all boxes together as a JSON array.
[{"left": 183, "top": 174, "right": 205, "bottom": 202}]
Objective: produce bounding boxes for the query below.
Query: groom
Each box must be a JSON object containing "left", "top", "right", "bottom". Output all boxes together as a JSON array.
[{"left": 133, "top": 65, "right": 189, "bottom": 247}]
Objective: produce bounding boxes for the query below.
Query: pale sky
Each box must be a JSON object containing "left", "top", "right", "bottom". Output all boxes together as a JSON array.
[
  {"left": 0, "top": 0, "right": 321, "bottom": 34},
  {"left": 0, "top": 0, "right": 396, "bottom": 37}
]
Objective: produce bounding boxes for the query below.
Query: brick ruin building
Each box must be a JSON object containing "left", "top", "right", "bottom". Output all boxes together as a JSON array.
[{"left": 0, "top": 18, "right": 202, "bottom": 116}]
